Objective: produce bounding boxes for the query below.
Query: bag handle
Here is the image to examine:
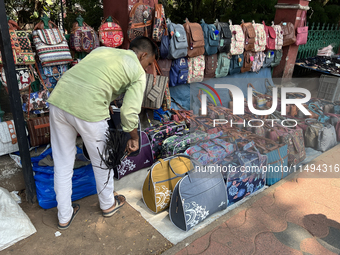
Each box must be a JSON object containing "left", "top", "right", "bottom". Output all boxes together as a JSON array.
[
  {"left": 101, "top": 16, "right": 121, "bottom": 26},
  {"left": 169, "top": 154, "right": 195, "bottom": 178},
  {"left": 8, "top": 20, "right": 21, "bottom": 30},
  {"left": 299, "top": 10, "right": 307, "bottom": 28}
]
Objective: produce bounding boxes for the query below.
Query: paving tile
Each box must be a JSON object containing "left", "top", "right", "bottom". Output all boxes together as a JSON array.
[
  {"left": 319, "top": 227, "right": 340, "bottom": 251},
  {"left": 317, "top": 238, "right": 340, "bottom": 255},
  {"left": 300, "top": 238, "right": 338, "bottom": 255},
  {"left": 186, "top": 232, "right": 212, "bottom": 255},
  {"left": 302, "top": 214, "right": 329, "bottom": 238},
  {"left": 276, "top": 179, "right": 299, "bottom": 191},
  {"left": 285, "top": 210, "right": 305, "bottom": 227},
  {"left": 225, "top": 209, "right": 246, "bottom": 229},
  {"left": 251, "top": 194, "right": 275, "bottom": 208},
  {"left": 325, "top": 218, "right": 340, "bottom": 230},
  {"left": 253, "top": 232, "right": 303, "bottom": 255},
  {"left": 273, "top": 222, "right": 313, "bottom": 251},
  {"left": 246, "top": 206, "right": 287, "bottom": 232},
  {"left": 330, "top": 179, "right": 340, "bottom": 188},
  {"left": 176, "top": 248, "right": 188, "bottom": 255},
  {"left": 199, "top": 241, "right": 231, "bottom": 255},
  {"left": 210, "top": 224, "right": 255, "bottom": 254}
]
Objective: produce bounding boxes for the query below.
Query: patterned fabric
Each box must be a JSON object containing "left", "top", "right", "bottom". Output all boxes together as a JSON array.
[
  {"left": 99, "top": 22, "right": 124, "bottom": 48},
  {"left": 37, "top": 62, "right": 68, "bottom": 89},
  {"left": 127, "top": 3, "right": 153, "bottom": 41},
  {"left": 187, "top": 55, "right": 205, "bottom": 83},
  {"left": 229, "top": 25, "right": 244, "bottom": 55},
  {"left": 280, "top": 129, "right": 306, "bottom": 166},
  {"left": 144, "top": 122, "right": 187, "bottom": 160},
  {"left": 152, "top": 4, "right": 166, "bottom": 42},
  {"left": 162, "top": 83, "right": 171, "bottom": 111},
  {"left": 33, "top": 28, "right": 72, "bottom": 66},
  {"left": 0, "top": 120, "right": 19, "bottom": 156},
  {"left": 70, "top": 24, "right": 100, "bottom": 53},
  {"left": 184, "top": 138, "right": 235, "bottom": 165},
  {"left": 273, "top": 25, "right": 283, "bottom": 50},
  {"left": 0, "top": 66, "right": 31, "bottom": 90},
  {"left": 21, "top": 90, "right": 50, "bottom": 114},
  {"left": 251, "top": 52, "right": 266, "bottom": 73},
  {"left": 253, "top": 23, "right": 266, "bottom": 52},
  {"left": 221, "top": 147, "right": 267, "bottom": 206}
]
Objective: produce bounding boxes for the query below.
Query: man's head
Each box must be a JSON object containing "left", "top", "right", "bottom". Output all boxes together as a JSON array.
[{"left": 129, "top": 36, "right": 158, "bottom": 71}]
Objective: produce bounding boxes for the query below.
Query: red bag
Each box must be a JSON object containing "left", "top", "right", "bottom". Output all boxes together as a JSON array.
[
  {"left": 262, "top": 21, "right": 276, "bottom": 50},
  {"left": 295, "top": 11, "right": 308, "bottom": 46},
  {"left": 98, "top": 16, "right": 124, "bottom": 48}
]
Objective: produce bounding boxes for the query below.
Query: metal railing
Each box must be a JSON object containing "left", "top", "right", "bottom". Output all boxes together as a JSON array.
[{"left": 297, "top": 22, "right": 340, "bottom": 60}]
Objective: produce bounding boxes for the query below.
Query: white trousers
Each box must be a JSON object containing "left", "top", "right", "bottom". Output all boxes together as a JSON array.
[{"left": 50, "top": 104, "right": 114, "bottom": 224}]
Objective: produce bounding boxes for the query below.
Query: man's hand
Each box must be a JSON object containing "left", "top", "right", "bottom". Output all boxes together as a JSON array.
[{"left": 126, "top": 138, "right": 139, "bottom": 153}]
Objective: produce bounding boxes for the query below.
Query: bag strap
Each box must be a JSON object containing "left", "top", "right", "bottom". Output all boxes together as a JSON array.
[
  {"left": 169, "top": 154, "right": 194, "bottom": 178},
  {"left": 101, "top": 16, "right": 121, "bottom": 26},
  {"left": 299, "top": 11, "right": 307, "bottom": 28}
]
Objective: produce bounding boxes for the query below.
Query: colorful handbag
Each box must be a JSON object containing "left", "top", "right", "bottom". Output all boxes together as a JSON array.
[
  {"left": 187, "top": 55, "right": 205, "bottom": 83},
  {"left": 70, "top": 21, "right": 100, "bottom": 53},
  {"left": 27, "top": 116, "right": 50, "bottom": 147},
  {"left": 98, "top": 16, "right": 124, "bottom": 48},
  {"left": 295, "top": 11, "right": 308, "bottom": 46},
  {"left": 38, "top": 63, "right": 68, "bottom": 89},
  {"left": 152, "top": 4, "right": 167, "bottom": 42},
  {"left": 0, "top": 66, "right": 33, "bottom": 91},
  {"left": 33, "top": 20, "right": 72, "bottom": 66},
  {"left": 21, "top": 89, "right": 50, "bottom": 115},
  {"left": 142, "top": 155, "right": 193, "bottom": 213}
]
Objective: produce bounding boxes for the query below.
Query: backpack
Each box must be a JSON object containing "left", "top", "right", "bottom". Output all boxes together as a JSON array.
[
  {"left": 159, "top": 29, "right": 170, "bottom": 59},
  {"left": 187, "top": 55, "right": 205, "bottom": 83},
  {"left": 263, "top": 50, "right": 275, "bottom": 68},
  {"left": 169, "top": 57, "right": 189, "bottom": 86},
  {"left": 204, "top": 54, "right": 218, "bottom": 79},
  {"left": 280, "top": 22, "right": 296, "bottom": 47},
  {"left": 273, "top": 24, "right": 283, "bottom": 50},
  {"left": 168, "top": 20, "right": 188, "bottom": 59},
  {"left": 252, "top": 22, "right": 266, "bottom": 52},
  {"left": 152, "top": 4, "right": 167, "bottom": 42},
  {"left": 98, "top": 16, "right": 124, "bottom": 48},
  {"left": 201, "top": 19, "right": 219, "bottom": 56},
  {"left": 183, "top": 19, "right": 205, "bottom": 58},
  {"left": 214, "top": 20, "right": 232, "bottom": 53},
  {"left": 271, "top": 50, "right": 283, "bottom": 67},
  {"left": 251, "top": 52, "right": 266, "bottom": 73},
  {"left": 241, "top": 51, "right": 254, "bottom": 73},
  {"left": 241, "top": 21, "right": 256, "bottom": 51},
  {"left": 262, "top": 21, "right": 276, "bottom": 51},
  {"left": 229, "top": 54, "right": 243, "bottom": 75},
  {"left": 215, "top": 53, "right": 231, "bottom": 78},
  {"left": 70, "top": 21, "right": 100, "bottom": 53},
  {"left": 127, "top": 1, "right": 153, "bottom": 41},
  {"left": 229, "top": 21, "right": 244, "bottom": 55}
]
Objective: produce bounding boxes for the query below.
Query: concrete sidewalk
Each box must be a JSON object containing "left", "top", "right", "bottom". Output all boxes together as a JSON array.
[{"left": 164, "top": 144, "right": 340, "bottom": 255}]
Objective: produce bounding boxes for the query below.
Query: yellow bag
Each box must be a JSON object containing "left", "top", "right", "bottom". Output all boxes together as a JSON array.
[{"left": 142, "top": 155, "right": 193, "bottom": 213}]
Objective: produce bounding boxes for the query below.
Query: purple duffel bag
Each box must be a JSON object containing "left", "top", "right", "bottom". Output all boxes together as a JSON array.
[{"left": 114, "top": 131, "right": 154, "bottom": 179}]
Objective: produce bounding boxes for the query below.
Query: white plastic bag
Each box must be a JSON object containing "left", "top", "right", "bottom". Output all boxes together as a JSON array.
[{"left": 0, "top": 187, "right": 36, "bottom": 251}]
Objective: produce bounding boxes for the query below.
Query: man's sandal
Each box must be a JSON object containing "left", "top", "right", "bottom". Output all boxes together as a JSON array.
[
  {"left": 102, "top": 194, "right": 126, "bottom": 217},
  {"left": 58, "top": 203, "right": 80, "bottom": 230}
]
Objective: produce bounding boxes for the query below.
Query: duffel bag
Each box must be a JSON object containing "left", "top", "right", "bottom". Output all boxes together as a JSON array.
[
  {"left": 248, "top": 135, "right": 288, "bottom": 186},
  {"left": 184, "top": 137, "right": 235, "bottom": 165},
  {"left": 218, "top": 140, "right": 267, "bottom": 206},
  {"left": 169, "top": 165, "right": 227, "bottom": 231},
  {"left": 144, "top": 120, "right": 187, "bottom": 160},
  {"left": 142, "top": 154, "right": 193, "bottom": 213}
]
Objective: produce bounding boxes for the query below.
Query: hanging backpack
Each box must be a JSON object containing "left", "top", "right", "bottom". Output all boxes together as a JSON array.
[
  {"left": 159, "top": 28, "right": 170, "bottom": 59},
  {"left": 169, "top": 57, "right": 189, "bottom": 87},
  {"left": 280, "top": 22, "right": 296, "bottom": 47},
  {"left": 183, "top": 19, "right": 205, "bottom": 58},
  {"left": 98, "top": 16, "right": 124, "bottom": 48},
  {"left": 201, "top": 19, "right": 219, "bottom": 56},
  {"left": 70, "top": 19, "right": 100, "bottom": 53},
  {"left": 263, "top": 50, "right": 275, "bottom": 68},
  {"left": 214, "top": 20, "right": 232, "bottom": 53},
  {"left": 262, "top": 21, "right": 276, "bottom": 51},
  {"left": 204, "top": 54, "right": 218, "bottom": 79},
  {"left": 241, "top": 51, "right": 254, "bottom": 73},
  {"left": 127, "top": 0, "right": 153, "bottom": 41},
  {"left": 252, "top": 22, "right": 266, "bottom": 52},
  {"left": 271, "top": 49, "right": 283, "bottom": 67},
  {"left": 251, "top": 52, "right": 266, "bottom": 73},
  {"left": 241, "top": 21, "right": 256, "bottom": 51},
  {"left": 229, "top": 20, "right": 244, "bottom": 55},
  {"left": 229, "top": 54, "right": 244, "bottom": 75},
  {"left": 152, "top": 3, "right": 167, "bottom": 42},
  {"left": 215, "top": 53, "right": 231, "bottom": 78},
  {"left": 187, "top": 55, "right": 205, "bottom": 83},
  {"left": 273, "top": 24, "right": 283, "bottom": 50},
  {"left": 167, "top": 19, "right": 188, "bottom": 59}
]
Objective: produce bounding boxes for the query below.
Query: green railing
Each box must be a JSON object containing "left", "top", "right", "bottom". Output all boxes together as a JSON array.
[{"left": 297, "top": 23, "right": 340, "bottom": 60}]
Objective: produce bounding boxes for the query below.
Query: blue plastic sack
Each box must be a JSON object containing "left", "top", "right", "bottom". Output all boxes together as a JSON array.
[{"left": 32, "top": 147, "right": 97, "bottom": 209}]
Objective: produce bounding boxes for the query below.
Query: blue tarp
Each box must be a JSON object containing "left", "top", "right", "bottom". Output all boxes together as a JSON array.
[
  {"left": 169, "top": 67, "right": 274, "bottom": 114},
  {"left": 32, "top": 147, "right": 97, "bottom": 209}
]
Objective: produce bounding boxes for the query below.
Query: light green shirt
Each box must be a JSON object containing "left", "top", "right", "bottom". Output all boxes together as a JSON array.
[{"left": 47, "top": 47, "right": 146, "bottom": 133}]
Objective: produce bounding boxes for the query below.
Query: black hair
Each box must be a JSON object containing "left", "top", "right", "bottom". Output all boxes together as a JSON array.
[{"left": 129, "top": 36, "right": 159, "bottom": 60}]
